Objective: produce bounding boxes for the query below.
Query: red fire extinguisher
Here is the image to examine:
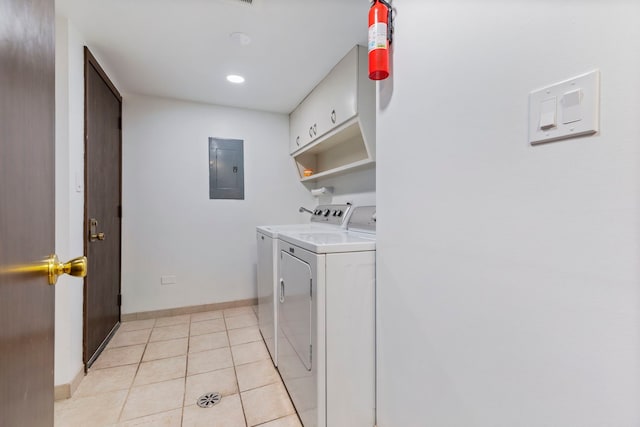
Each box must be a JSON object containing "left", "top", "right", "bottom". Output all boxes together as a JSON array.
[{"left": 368, "top": 0, "right": 393, "bottom": 80}]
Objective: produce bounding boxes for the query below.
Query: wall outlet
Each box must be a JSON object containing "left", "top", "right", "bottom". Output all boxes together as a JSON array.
[{"left": 161, "top": 275, "right": 177, "bottom": 285}]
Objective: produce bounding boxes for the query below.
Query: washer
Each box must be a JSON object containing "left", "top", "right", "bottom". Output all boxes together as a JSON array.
[
  {"left": 276, "top": 206, "right": 376, "bottom": 427},
  {"left": 256, "top": 204, "right": 352, "bottom": 366}
]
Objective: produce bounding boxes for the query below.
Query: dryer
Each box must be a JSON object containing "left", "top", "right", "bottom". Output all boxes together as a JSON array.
[
  {"left": 276, "top": 206, "right": 376, "bottom": 427},
  {"left": 256, "top": 204, "right": 352, "bottom": 366}
]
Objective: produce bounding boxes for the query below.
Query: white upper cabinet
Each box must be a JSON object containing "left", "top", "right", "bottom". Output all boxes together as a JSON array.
[
  {"left": 290, "top": 45, "right": 365, "bottom": 154},
  {"left": 311, "top": 50, "right": 358, "bottom": 143},
  {"left": 288, "top": 45, "right": 375, "bottom": 181}
]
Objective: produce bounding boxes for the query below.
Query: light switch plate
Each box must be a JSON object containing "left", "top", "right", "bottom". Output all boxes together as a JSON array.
[
  {"left": 528, "top": 70, "right": 600, "bottom": 145},
  {"left": 75, "top": 171, "right": 83, "bottom": 193},
  {"left": 161, "top": 275, "right": 176, "bottom": 285}
]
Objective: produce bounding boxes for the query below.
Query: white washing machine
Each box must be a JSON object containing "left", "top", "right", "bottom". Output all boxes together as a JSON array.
[
  {"left": 256, "top": 204, "right": 352, "bottom": 366},
  {"left": 276, "top": 206, "right": 376, "bottom": 427}
]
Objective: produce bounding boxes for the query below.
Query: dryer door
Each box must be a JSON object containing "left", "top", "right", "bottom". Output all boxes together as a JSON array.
[{"left": 279, "top": 250, "right": 313, "bottom": 370}]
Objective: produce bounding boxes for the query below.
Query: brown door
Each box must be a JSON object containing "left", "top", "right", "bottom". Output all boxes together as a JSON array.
[
  {"left": 0, "top": 0, "right": 56, "bottom": 424},
  {"left": 84, "top": 48, "right": 123, "bottom": 367}
]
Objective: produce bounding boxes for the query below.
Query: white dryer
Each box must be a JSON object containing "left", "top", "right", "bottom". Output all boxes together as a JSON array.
[
  {"left": 256, "top": 204, "right": 352, "bottom": 366},
  {"left": 276, "top": 206, "right": 376, "bottom": 427}
]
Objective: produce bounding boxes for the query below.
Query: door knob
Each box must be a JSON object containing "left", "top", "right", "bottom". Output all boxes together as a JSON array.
[
  {"left": 47, "top": 255, "right": 88, "bottom": 285},
  {"left": 0, "top": 254, "right": 87, "bottom": 285}
]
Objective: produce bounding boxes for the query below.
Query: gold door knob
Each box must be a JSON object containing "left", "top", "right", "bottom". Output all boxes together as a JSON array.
[
  {"left": 0, "top": 254, "right": 87, "bottom": 285},
  {"left": 48, "top": 255, "right": 88, "bottom": 285}
]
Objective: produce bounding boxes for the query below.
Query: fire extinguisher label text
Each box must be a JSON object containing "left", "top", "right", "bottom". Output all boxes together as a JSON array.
[{"left": 368, "top": 22, "right": 388, "bottom": 52}]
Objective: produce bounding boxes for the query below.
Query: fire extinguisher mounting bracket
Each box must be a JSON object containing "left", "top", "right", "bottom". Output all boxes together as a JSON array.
[{"left": 373, "top": 0, "right": 394, "bottom": 44}]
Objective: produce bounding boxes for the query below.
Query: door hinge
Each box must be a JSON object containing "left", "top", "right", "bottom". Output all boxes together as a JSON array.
[
  {"left": 117, "top": 294, "right": 122, "bottom": 306},
  {"left": 118, "top": 116, "right": 122, "bottom": 130},
  {"left": 117, "top": 205, "right": 122, "bottom": 218}
]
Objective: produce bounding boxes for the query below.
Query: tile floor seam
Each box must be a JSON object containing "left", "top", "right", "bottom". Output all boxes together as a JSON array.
[
  {"left": 117, "top": 321, "right": 186, "bottom": 423},
  {"left": 114, "top": 321, "right": 150, "bottom": 423},
  {"left": 270, "top": 362, "right": 303, "bottom": 427},
  {"left": 253, "top": 415, "right": 296, "bottom": 427},
  {"left": 149, "top": 324, "right": 191, "bottom": 343},
  {"left": 232, "top": 357, "right": 270, "bottom": 368},
  {"left": 226, "top": 317, "right": 250, "bottom": 427},
  {"left": 122, "top": 405, "right": 183, "bottom": 424},
  {"left": 238, "top": 377, "right": 280, "bottom": 394},
  {"left": 181, "top": 314, "right": 192, "bottom": 426},
  {"left": 132, "top": 357, "right": 188, "bottom": 388}
]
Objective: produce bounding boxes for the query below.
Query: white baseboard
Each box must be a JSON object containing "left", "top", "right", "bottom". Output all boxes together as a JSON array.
[
  {"left": 121, "top": 297, "right": 258, "bottom": 321},
  {"left": 54, "top": 365, "right": 85, "bottom": 401}
]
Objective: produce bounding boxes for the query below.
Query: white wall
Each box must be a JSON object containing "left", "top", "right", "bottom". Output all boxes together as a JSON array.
[
  {"left": 377, "top": 1, "right": 640, "bottom": 426},
  {"left": 122, "top": 95, "right": 314, "bottom": 314},
  {"left": 315, "top": 167, "right": 376, "bottom": 207},
  {"left": 54, "top": 17, "right": 86, "bottom": 386}
]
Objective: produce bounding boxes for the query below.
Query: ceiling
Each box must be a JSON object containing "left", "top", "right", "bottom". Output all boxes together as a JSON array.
[{"left": 56, "top": 0, "right": 370, "bottom": 114}]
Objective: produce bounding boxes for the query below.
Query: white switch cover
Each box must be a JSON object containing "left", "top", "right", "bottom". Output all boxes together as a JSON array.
[
  {"left": 161, "top": 275, "right": 176, "bottom": 285},
  {"left": 529, "top": 70, "right": 599, "bottom": 145},
  {"left": 561, "top": 89, "right": 582, "bottom": 124},
  {"left": 75, "top": 171, "right": 83, "bottom": 193},
  {"left": 539, "top": 97, "right": 557, "bottom": 130}
]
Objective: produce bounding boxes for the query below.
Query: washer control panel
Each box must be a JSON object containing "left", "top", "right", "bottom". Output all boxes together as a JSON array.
[
  {"left": 347, "top": 206, "right": 376, "bottom": 233},
  {"left": 310, "top": 204, "right": 352, "bottom": 225}
]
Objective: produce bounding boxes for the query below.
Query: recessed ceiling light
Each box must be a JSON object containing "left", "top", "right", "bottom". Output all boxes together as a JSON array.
[
  {"left": 229, "top": 32, "right": 252, "bottom": 46},
  {"left": 226, "top": 75, "right": 245, "bottom": 84}
]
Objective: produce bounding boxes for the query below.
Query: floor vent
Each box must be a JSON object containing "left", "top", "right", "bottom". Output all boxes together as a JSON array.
[{"left": 197, "top": 392, "right": 222, "bottom": 408}]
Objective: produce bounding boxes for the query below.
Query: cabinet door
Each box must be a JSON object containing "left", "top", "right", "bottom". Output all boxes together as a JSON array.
[
  {"left": 295, "top": 90, "right": 322, "bottom": 151},
  {"left": 314, "top": 47, "right": 358, "bottom": 138},
  {"left": 301, "top": 86, "right": 324, "bottom": 146},
  {"left": 290, "top": 92, "right": 318, "bottom": 154},
  {"left": 289, "top": 102, "right": 305, "bottom": 154}
]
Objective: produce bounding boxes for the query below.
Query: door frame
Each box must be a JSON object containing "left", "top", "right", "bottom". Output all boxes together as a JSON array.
[{"left": 83, "top": 47, "right": 123, "bottom": 368}]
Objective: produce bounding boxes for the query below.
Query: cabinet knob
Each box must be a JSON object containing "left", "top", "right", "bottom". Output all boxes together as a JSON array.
[
  {"left": 330, "top": 109, "right": 336, "bottom": 124},
  {"left": 296, "top": 136, "right": 300, "bottom": 146},
  {"left": 313, "top": 124, "right": 317, "bottom": 136},
  {"left": 309, "top": 127, "right": 313, "bottom": 138}
]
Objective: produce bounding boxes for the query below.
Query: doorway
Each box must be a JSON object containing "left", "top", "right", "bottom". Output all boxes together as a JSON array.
[{"left": 83, "top": 47, "right": 123, "bottom": 368}]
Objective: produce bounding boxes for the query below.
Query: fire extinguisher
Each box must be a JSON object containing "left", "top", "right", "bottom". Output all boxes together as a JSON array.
[{"left": 368, "top": 0, "right": 393, "bottom": 80}]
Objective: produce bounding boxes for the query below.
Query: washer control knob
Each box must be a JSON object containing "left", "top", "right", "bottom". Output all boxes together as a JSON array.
[
  {"left": 335, "top": 210, "right": 343, "bottom": 217},
  {"left": 323, "top": 209, "right": 330, "bottom": 217}
]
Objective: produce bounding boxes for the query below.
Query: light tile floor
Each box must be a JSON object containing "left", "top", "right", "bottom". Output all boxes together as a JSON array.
[{"left": 55, "top": 305, "right": 302, "bottom": 427}]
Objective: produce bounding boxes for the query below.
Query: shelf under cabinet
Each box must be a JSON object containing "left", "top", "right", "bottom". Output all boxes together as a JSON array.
[{"left": 293, "top": 119, "right": 374, "bottom": 181}]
